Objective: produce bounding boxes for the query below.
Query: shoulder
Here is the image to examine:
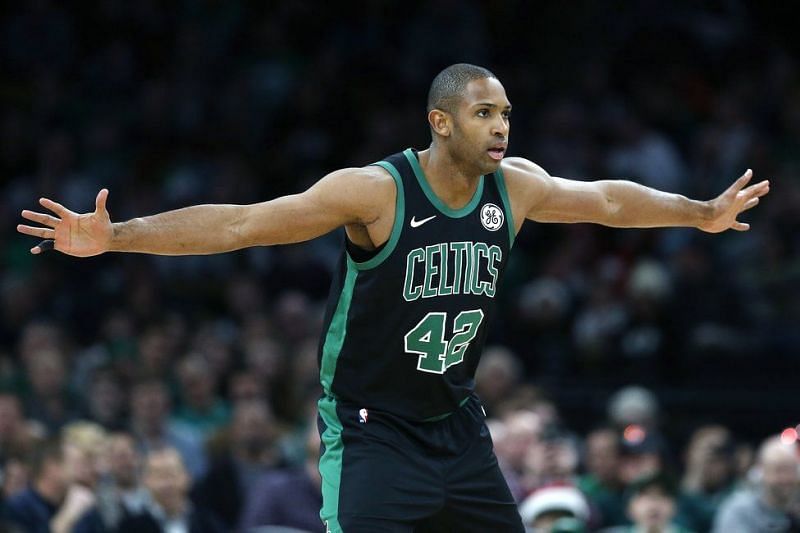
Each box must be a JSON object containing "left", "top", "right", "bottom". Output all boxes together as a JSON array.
[
  {"left": 501, "top": 156, "right": 549, "bottom": 178},
  {"left": 499, "top": 157, "right": 553, "bottom": 193},
  {"left": 328, "top": 165, "right": 398, "bottom": 195}
]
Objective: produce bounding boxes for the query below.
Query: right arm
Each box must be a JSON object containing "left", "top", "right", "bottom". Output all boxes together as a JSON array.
[{"left": 17, "top": 167, "right": 393, "bottom": 256}]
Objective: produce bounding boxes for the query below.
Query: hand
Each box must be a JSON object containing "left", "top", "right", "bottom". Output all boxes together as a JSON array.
[
  {"left": 17, "top": 189, "right": 113, "bottom": 256},
  {"left": 698, "top": 169, "right": 770, "bottom": 233}
]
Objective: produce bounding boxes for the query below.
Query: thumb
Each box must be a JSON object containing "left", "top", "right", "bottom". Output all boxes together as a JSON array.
[{"left": 95, "top": 188, "right": 109, "bottom": 214}]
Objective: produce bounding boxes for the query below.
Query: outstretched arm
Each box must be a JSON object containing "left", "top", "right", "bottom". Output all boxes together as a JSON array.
[
  {"left": 502, "top": 157, "right": 770, "bottom": 233},
  {"left": 17, "top": 167, "right": 393, "bottom": 256}
]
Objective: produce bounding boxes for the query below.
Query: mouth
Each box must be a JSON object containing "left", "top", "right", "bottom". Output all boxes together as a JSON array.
[{"left": 487, "top": 146, "right": 506, "bottom": 161}]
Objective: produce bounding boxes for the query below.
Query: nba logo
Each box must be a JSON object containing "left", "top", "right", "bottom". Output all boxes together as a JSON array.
[{"left": 359, "top": 408, "right": 368, "bottom": 423}]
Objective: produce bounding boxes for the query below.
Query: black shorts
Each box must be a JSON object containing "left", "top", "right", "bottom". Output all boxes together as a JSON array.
[{"left": 317, "top": 395, "right": 524, "bottom": 533}]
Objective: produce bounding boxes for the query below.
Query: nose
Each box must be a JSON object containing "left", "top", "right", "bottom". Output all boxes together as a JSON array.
[{"left": 491, "top": 117, "right": 508, "bottom": 138}]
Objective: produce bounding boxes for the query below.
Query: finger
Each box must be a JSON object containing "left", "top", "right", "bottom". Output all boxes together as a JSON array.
[
  {"left": 21, "top": 210, "right": 60, "bottom": 228},
  {"left": 39, "top": 197, "right": 71, "bottom": 218},
  {"left": 16, "top": 224, "right": 55, "bottom": 239},
  {"left": 732, "top": 221, "right": 750, "bottom": 231},
  {"left": 31, "top": 240, "right": 55, "bottom": 255},
  {"left": 743, "top": 180, "right": 770, "bottom": 195},
  {"left": 741, "top": 197, "right": 759, "bottom": 212},
  {"left": 731, "top": 169, "right": 753, "bottom": 193},
  {"left": 95, "top": 188, "right": 109, "bottom": 213}
]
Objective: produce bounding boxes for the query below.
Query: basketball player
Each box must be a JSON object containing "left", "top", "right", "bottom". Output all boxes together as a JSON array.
[{"left": 17, "top": 64, "right": 769, "bottom": 532}]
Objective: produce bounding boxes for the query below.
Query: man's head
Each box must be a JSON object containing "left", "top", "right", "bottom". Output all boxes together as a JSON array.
[
  {"left": 230, "top": 399, "right": 275, "bottom": 461},
  {"left": 143, "top": 448, "right": 190, "bottom": 516},
  {"left": 130, "top": 378, "right": 170, "bottom": 431},
  {"left": 427, "top": 63, "right": 511, "bottom": 175},
  {"left": 29, "top": 439, "right": 67, "bottom": 501},
  {"left": 585, "top": 427, "right": 621, "bottom": 486},
  {"left": 626, "top": 472, "right": 678, "bottom": 530},
  {"left": 757, "top": 436, "right": 800, "bottom": 511},
  {"left": 107, "top": 432, "right": 141, "bottom": 489}
]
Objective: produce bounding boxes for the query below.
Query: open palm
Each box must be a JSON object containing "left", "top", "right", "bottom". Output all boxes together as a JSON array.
[
  {"left": 17, "top": 189, "right": 113, "bottom": 256},
  {"left": 698, "top": 169, "right": 770, "bottom": 233}
]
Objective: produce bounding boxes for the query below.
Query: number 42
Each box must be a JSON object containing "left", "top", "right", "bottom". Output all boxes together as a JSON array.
[{"left": 404, "top": 310, "right": 485, "bottom": 374}]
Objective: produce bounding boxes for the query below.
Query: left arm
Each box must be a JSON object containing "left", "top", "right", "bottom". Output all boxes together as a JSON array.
[{"left": 502, "top": 157, "right": 770, "bottom": 233}]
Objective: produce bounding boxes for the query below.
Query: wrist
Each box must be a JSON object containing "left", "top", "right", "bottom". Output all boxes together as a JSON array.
[
  {"left": 693, "top": 199, "right": 715, "bottom": 229},
  {"left": 108, "top": 221, "right": 128, "bottom": 252}
]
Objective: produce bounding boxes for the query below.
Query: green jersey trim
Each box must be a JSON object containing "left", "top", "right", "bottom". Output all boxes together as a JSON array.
[
  {"left": 421, "top": 395, "right": 472, "bottom": 422},
  {"left": 319, "top": 260, "right": 358, "bottom": 394},
  {"left": 403, "top": 148, "right": 484, "bottom": 218},
  {"left": 494, "top": 165, "right": 516, "bottom": 247},
  {"left": 318, "top": 395, "right": 343, "bottom": 532},
  {"left": 349, "top": 161, "right": 405, "bottom": 271}
]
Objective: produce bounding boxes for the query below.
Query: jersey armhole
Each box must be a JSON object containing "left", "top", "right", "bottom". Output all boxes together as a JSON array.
[
  {"left": 494, "top": 166, "right": 516, "bottom": 247},
  {"left": 346, "top": 161, "right": 405, "bottom": 270}
]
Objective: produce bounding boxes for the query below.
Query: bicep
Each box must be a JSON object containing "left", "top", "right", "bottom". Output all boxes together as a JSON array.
[
  {"left": 527, "top": 176, "right": 613, "bottom": 224},
  {"left": 504, "top": 158, "right": 612, "bottom": 224},
  {"left": 236, "top": 168, "right": 388, "bottom": 247}
]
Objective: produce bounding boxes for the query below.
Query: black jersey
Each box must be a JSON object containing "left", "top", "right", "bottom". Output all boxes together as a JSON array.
[{"left": 318, "top": 148, "right": 515, "bottom": 421}]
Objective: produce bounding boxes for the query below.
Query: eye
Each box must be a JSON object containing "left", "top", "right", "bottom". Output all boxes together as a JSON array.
[
  {"left": 477, "top": 109, "right": 490, "bottom": 118},
  {"left": 502, "top": 110, "right": 511, "bottom": 119}
]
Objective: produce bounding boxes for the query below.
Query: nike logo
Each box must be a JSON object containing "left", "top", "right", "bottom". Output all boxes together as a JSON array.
[{"left": 410, "top": 215, "right": 436, "bottom": 228}]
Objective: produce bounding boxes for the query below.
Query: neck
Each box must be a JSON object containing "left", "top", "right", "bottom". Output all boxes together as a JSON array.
[{"left": 419, "top": 145, "right": 482, "bottom": 207}]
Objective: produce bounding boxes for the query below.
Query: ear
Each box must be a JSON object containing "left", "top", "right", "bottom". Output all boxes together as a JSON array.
[{"left": 428, "top": 109, "right": 452, "bottom": 137}]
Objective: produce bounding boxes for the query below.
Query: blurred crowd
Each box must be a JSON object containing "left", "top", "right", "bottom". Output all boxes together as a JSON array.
[{"left": 2, "top": 0, "right": 800, "bottom": 531}]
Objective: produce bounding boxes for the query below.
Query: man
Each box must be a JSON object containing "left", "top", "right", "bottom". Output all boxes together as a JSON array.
[
  {"left": 127, "top": 378, "right": 207, "bottom": 479},
  {"left": 5, "top": 439, "right": 95, "bottom": 533},
  {"left": 677, "top": 425, "right": 738, "bottom": 532},
  {"left": 17, "top": 63, "right": 769, "bottom": 532},
  {"left": 116, "top": 447, "right": 225, "bottom": 533},
  {"left": 578, "top": 427, "right": 626, "bottom": 528},
  {"left": 239, "top": 414, "right": 324, "bottom": 532},
  {"left": 712, "top": 436, "right": 800, "bottom": 532},
  {"left": 193, "top": 399, "right": 282, "bottom": 529},
  {"left": 601, "top": 472, "right": 692, "bottom": 533},
  {"left": 73, "top": 432, "right": 149, "bottom": 532}
]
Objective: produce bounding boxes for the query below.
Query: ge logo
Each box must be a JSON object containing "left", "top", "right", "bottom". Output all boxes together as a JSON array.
[{"left": 480, "top": 203, "right": 503, "bottom": 231}]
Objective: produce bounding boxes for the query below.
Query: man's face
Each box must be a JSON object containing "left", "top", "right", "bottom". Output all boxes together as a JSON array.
[
  {"left": 762, "top": 453, "right": 800, "bottom": 509},
  {"left": 448, "top": 77, "right": 511, "bottom": 175},
  {"left": 144, "top": 451, "right": 189, "bottom": 513},
  {"left": 586, "top": 430, "right": 621, "bottom": 484},
  {"left": 628, "top": 486, "right": 675, "bottom": 529},
  {"left": 108, "top": 436, "right": 140, "bottom": 487}
]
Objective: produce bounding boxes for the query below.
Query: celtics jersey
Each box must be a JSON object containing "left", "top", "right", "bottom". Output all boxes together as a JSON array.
[{"left": 318, "top": 148, "right": 515, "bottom": 421}]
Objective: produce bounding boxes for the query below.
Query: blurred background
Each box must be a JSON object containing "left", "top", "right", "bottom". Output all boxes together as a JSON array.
[{"left": 2, "top": 1, "right": 800, "bottom": 531}]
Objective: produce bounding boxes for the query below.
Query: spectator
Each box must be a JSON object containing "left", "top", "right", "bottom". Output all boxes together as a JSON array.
[
  {"left": 73, "top": 432, "right": 148, "bottom": 532},
  {"left": 128, "top": 378, "right": 207, "bottom": 479},
  {"left": 23, "top": 349, "right": 79, "bottom": 435},
  {"left": 117, "top": 448, "right": 225, "bottom": 533},
  {"left": 712, "top": 436, "right": 800, "bottom": 532},
  {"left": 578, "top": 427, "right": 626, "bottom": 528},
  {"left": 173, "top": 354, "right": 230, "bottom": 438},
  {"left": 0, "top": 393, "right": 43, "bottom": 463},
  {"left": 494, "top": 410, "right": 541, "bottom": 501},
  {"left": 526, "top": 424, "right": 581, "bottom": 492},
  {"left": 618, "top": 430, "right": 668, "bottom": 487},
  {"left": 81, "top": 367, "right": 127, "bottom": 431},
  {"left": 193, "top": 399, "right": 282, "bottom": 529},
  {"left": 602, "top": 472, "right": 691, "bottom": 533},
  {"left": 519, "top": 485, "right": 590, "bottom": 532},
  {"left": 6, "top": 439, "right": 95, "bottom": 533},
  {"left": 238, "top": 416, "right": 323, "bottom": 532},
  {"left": 475, "top": 345, "right": 522, "bottom": 417},
  {"left": 677, "top": 425, "right": 738, "bottom": 532}
]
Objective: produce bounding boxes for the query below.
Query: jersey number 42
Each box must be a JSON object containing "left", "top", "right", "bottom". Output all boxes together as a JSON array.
[{"left": 404, "top": 310, "right": 484, "bottom": 374}]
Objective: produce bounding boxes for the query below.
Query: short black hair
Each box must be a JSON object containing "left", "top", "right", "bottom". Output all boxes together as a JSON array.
[{"left": 427, "top": 63, "right": 497, "bottom": 113}]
